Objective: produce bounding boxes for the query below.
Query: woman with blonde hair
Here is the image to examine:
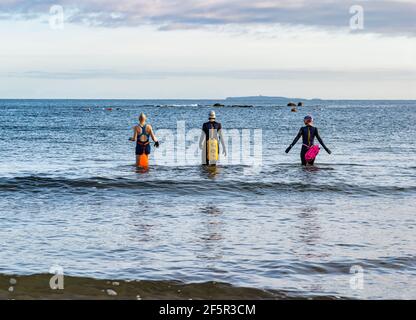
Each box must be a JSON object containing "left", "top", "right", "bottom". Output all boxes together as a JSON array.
[{"left": 129, "top": 113, "right": 159, "bottom": 167}]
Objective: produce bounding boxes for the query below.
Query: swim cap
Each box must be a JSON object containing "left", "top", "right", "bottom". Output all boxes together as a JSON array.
[
  {"left": 304, "top": 115, "right": 313, "bottom": 123},
  {"left": 209, "top": 111, "right": 216, "bottom": 120}
]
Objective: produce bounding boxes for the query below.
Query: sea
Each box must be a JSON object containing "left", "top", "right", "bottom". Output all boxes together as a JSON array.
[{"left": 0, "top": 99, "right": 415, "bottom": 299}]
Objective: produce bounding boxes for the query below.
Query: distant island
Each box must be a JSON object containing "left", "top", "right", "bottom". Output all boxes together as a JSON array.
[{"left": 225, "top": 95, "right": 322, "bottom": 105}]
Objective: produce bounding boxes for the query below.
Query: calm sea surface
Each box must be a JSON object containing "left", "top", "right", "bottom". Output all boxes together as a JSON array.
[{"left": 0, "top": 99, "right": 415, "bottom": 299}]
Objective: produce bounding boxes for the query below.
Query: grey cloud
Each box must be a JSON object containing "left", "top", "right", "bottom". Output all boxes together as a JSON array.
[{"left": 0, "top": 1, "right": 415, "bottom": 35}]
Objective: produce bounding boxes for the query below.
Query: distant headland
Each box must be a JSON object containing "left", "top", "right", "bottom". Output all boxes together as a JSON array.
[{"left": 225, "top": 95, "right": 322, "bottom": 104}]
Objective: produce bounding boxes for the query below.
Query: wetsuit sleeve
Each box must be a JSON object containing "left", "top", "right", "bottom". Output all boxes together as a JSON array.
[
  {"left": 315, "top": 128, "right": 331, "bottom": 153},
  {"left": 289, "top": 128, "right": 303, "bottom": 147}
]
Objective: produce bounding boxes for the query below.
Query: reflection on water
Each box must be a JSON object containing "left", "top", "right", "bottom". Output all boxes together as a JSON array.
[
  {"left": 135, "top": 165, "right": 150, "bottom": 174},
  {"left": 196, "top": 206, "right": 224, "bottom": 262},
  {"left": 200, "top": 165, "right": 221, "bottom": 179},
  {"left": 295, "top": 207, "right": 330, "bottom": 260},
  {"left": 303, "top": 165, "right": 321, "bottom": 173},
  {"left": 200, "top": 206, "right": 222, "bottom": 217},
  {"left": 297, "top": 207, "right": 321, "bottom": 247},
  {"left": 129, "top": 210, "right": 156, "bottom": 244}
]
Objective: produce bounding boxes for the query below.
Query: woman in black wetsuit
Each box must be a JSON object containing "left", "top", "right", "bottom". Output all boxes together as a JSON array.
[{"left": 285, "top": 115, "right": 331, "bottom": 165}]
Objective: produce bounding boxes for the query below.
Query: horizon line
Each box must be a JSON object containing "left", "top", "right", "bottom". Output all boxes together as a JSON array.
[{"left": 1, "top": 98, "right": 416, "bottom": 101}]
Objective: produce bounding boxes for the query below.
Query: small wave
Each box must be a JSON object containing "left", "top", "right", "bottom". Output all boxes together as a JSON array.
[
  {"left": 1, "top": 175, "right": 415, "bottom": 196},
  {"left": 260, "top": 255, "right": 416, "bottom": 276}
]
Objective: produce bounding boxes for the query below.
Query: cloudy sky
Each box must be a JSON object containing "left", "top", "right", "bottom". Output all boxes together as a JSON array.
[{"left": 0, "top": 0, "right": 415, "bottom": 99}]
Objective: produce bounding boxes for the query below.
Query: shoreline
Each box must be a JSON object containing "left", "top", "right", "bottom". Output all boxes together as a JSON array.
[{"left": 0, "top": 274, "right": 342, "bottom": 300}]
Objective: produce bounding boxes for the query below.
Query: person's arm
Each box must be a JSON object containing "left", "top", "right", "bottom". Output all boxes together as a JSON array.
[
  {"left": 199, "top": 131, "right": 205, "bottom": 149},
  {"left": 218, "top": 129, "right": 227, "bottom": 156},
  {"left": 148, "top": 125, "right": 160, "bottom": 147},
  {"left": 199, "top": 124, "right": 206, "bottom": 149},
  {"left": 129, "top": 126, "right": 138, "bottom": 141},
  {"left": 285, "top": 128, "right": 302, "bottom": 153},
  {"left": 315, "top": 128, "right": 331, "bottom": 154}
]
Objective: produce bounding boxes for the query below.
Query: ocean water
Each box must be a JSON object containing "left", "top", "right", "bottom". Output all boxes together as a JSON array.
[{"left": 0, "top": 99, "right": 415, "bottom": 299}]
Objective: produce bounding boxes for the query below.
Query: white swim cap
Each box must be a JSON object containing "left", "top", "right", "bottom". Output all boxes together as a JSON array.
[{"left": 209, "top": 111, "right": 216, "bottom": 120}]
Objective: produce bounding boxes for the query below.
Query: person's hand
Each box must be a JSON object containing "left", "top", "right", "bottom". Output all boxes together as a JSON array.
[
  {"left": 285, "top": 146, "right": 292, "bottom": 154},
  {"left": 129, "top": 137, "right": 135, "bottom": 142},
  {"left": 326, "top": 149, "right": 332, "bottom": 155},
  {"left": 222, "top": 149, "right": 227, "bottom": 157},
  {"left": 154, "top": 141, "right": 160, "bottom": 148}
]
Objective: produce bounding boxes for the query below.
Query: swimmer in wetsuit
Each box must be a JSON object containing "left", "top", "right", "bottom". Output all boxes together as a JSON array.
[
  {"left": 285, "top": 115, "right": 331, "bottom": 165},
  {"left": 199, "top": 111, "right": 227, "bottom": 166},
  {"left": 129, "top": 113, "right": 159, "bottom": 167}
]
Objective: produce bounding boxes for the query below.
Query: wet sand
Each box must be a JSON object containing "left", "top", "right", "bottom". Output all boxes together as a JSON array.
[{"left": 0, "top": 274, "right": 341, "bottom": 300}]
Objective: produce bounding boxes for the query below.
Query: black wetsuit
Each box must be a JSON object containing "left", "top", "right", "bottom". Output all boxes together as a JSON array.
[
  {"left": 289, "top": 125, "right": 329, "bottom": 165},
  {"left": 202, "top": 122, "right": 222, "bottom": 139}
]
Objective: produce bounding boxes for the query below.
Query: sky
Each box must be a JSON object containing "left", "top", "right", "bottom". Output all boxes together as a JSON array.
[{"left": 0, "top": 0, "right": 415, "bottom": 99}]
